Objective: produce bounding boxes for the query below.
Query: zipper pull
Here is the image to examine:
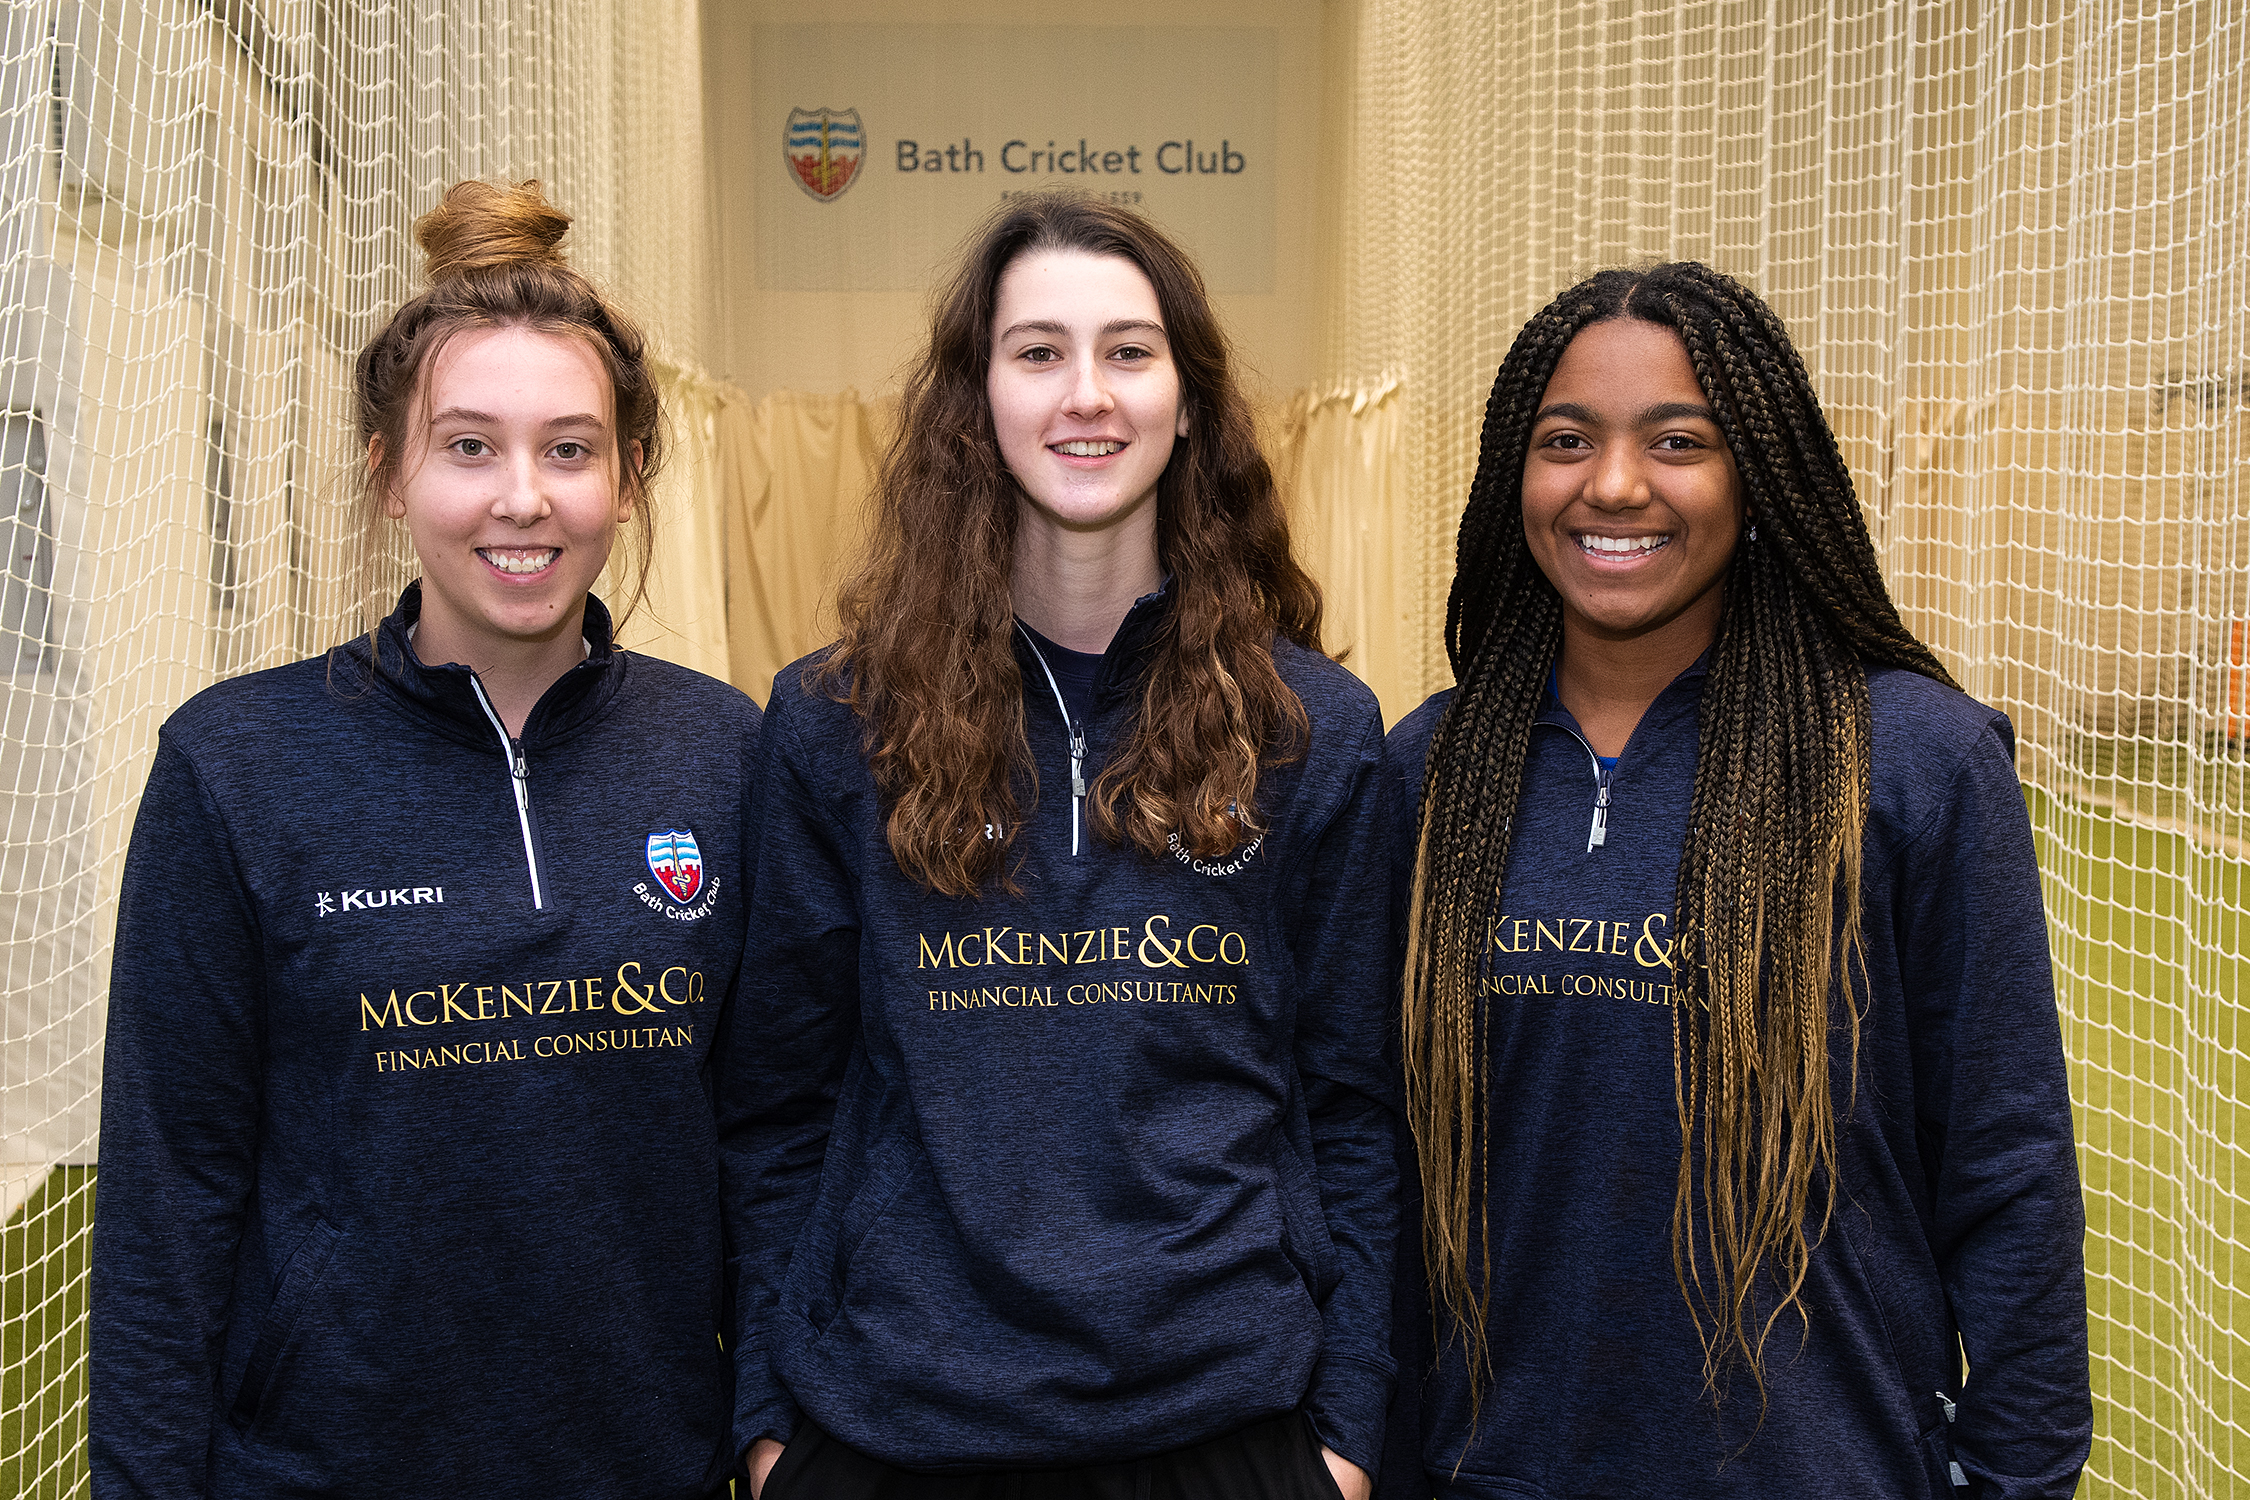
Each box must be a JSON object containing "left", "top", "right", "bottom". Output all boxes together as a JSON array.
[
  {"left": 1068, "top": 725, "right": 1086, "bottom": 857},
  {"left": 1588, "top": 773, "right": 1611, "bottom": 851},
  {"left": 508, "top": 737, "right": 530, "bottom": 781},
  {"left": 1934, "top": 1391, "right": 1968, "bottom": 1487},
  {"left": 1013, "top": 624, "right": 1087, "bottom": 857}
]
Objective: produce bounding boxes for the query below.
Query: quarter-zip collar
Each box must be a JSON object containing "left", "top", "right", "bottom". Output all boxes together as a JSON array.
[
  {"left": 1010, "top": 578, "right": 1172, "bottom": 859},
  {"left": 1016, "top": 626, "right": 1091, "bottom": 857},
  {"left": 465, "top": 674, "right": 548, "bottom": 909},
  {"left": 330, "top": 583, "right": 629, "bottom": 911},
  {"left": 1533, "top": 651, "right": 1709, "bottom": 853},
  {"left": 1011, "top": 576, "right": 1173, "bottom": 719},
  {"left": 334, "top": 581, "right": 628, "bottom": 753},
  {"left": 1007, "top": 577, "right": 1174, "bottom": 740},
  {"left": 1533, "top": 648, "right": 1711, "bottom": 738}
]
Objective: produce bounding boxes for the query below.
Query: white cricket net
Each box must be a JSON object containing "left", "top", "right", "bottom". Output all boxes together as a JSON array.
[
  {"left": 7, "top": 0, "right": 2247, "bottom": 1494},
  {"left": 1332, "top": 1, "right": 2246, "bottom": 1492},
  {"left": 0, "top": 1, "right": 713, "bottom": 1492}
]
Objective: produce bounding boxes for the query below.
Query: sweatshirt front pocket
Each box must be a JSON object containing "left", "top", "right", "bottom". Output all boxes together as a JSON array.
[
  {"left": 1273, "top": 1135, "right": 1340, "bottom": 1299},
  {"left": 794, "top": 1138, "right": 916, "bottom": 1334},
  {"left": 229, "top": 1217, "right": 341, "bottom": 1430}
]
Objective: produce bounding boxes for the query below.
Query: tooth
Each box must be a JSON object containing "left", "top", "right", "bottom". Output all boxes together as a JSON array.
[{"left": 484, "top": 549, "right": 555, "bottom": 573}]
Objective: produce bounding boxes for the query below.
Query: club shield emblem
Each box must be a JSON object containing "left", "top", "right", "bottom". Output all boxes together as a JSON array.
[
  {"left": 646, "top": 829, "right": 704, "bottom": 904},
  {"left": 785, "top": 107, "right": 865, "bottom": 202}
]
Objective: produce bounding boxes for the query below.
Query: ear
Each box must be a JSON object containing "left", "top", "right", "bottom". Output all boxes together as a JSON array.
[
  {"left": 369, "top": 435, "right": 407, "bottom": 520},
  {"left": 1176, "top": 406, "right": 1190, "bottom": 439}
]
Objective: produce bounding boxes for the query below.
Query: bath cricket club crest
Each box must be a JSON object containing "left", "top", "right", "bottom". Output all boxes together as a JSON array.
[
  {"left": 646, "top": 829, "right": 704, "bottom": 904},
  {"left": 785, "top": 107, "right": 864, "bottom": 202}
]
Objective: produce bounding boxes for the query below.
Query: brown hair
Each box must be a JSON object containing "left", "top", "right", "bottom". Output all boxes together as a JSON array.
[
  {"left": 819, "top": 192, "right": 1322, "bottom": 896},
  {"left": 1404, "top": 264, "right": 1955, "bottom": 1419},
  {"left": 351, "top": 179, "right": 663, "bottom": 634}
]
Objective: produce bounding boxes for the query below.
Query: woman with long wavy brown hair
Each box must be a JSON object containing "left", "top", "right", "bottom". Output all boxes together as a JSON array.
[
  {"left": 721, "top": 193, "right": 1397, "bottom": 1499},
  {"left": 1377, "top": 264, "right": 2089, "bottom": 1498}
]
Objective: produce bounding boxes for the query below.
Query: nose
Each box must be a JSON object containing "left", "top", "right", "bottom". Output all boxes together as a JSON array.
[
  {"left": 1061, "top": 354, "right": 1115, "bottom": 420},
  {"left": 1584, "top": 439, "right": 1648, "bottom": 511},
  {"left": 493, "top": 449, "right": 551, "bottom": 526}
]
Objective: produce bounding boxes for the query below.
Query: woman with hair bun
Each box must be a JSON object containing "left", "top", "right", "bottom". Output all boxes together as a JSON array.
[
  {"left": 1380, "top": 264, "right": 2090, "bottom": 1497},
  {"left": 722, "top": 192, "right": 1396, "bottom": 1498},
  {"left": 90, "top": 180, "right": 757, "bottom": 1499}
]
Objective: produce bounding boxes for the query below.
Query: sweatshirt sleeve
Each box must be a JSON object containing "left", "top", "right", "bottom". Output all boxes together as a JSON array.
[
  {"left": 90, "top": 735, "right": 266, "bottom": 1499},
  {"left": 1900, "top": 720, "right": 2092, "bottom": 1498},
  {"left": 1375, "top": 710, "right": 1434, "bottom": 1497},
  {"left": 1286, "top": 703, "right": 1402, "bottom": 1471},
  {"left": 714, "top": 692, "right": 860, "bottom": 1459}
]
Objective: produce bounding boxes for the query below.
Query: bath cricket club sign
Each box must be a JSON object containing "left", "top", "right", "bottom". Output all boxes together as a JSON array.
[
  {"left": 755, "top": 26, "right": 1281, "bottom": 293},
  {"left": 786, "top": 107, "right": 864, "bottom": 201}
]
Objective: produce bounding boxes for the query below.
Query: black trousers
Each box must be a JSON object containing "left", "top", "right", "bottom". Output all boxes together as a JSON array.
[{"left": 762, "top": 1411, "right": 1347, "bottom": 1500}]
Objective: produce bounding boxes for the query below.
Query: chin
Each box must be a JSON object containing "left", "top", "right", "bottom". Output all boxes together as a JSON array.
[{"left": 484, "top": 605, "right": 576, "bottom": 639}]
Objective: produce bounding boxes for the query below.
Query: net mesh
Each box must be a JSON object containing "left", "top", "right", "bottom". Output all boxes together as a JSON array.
[
  {"left": 0, "top": 2, "right": 711, "bottom": 1492},
  {"left": 2, "top": 1, "right": 2245, "bottom": 1494},
  {"left": 1333, "top": 1, "right": 2246, "bottom": 1491}
]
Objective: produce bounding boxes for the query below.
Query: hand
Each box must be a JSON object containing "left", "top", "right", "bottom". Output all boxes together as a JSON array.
[
  {"left": 745, "top": 1437, "right": 786, "bottom": 1498},
  {"left": 1321, "top": 1446, "right": 1372, "bottom": 1500}
]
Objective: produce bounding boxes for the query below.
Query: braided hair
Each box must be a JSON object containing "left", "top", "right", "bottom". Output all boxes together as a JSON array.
[{"left": 1404, "top": 263, "right": 1953, "bottom": 1411}]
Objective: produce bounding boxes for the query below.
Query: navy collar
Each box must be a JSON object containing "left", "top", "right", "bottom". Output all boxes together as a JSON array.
[
  {"left": 332, "top": 581, "right": 628, "bottom": 751},
  {"left": 1012, "top": 578, "right": 1173, "bottom": 716},
  {"left": 1536, "top": 648, "right": 1711, "bottom": 731}
]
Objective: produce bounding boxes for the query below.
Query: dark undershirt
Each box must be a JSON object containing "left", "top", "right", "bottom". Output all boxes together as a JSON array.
[{"left": 1017, "top": 621, "right": 1103, "bottom": 728}]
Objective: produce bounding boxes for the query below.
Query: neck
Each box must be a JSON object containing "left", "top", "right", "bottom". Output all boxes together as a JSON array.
[
  {"left": 1553, "top": 606, "right": 1718, "bottom": 758},
  {"left": 412, "top": 604, "right": 589, "bottom": 739},
  {"left": 1009, "top": 497, "right": 1162, "bottom": 655}
]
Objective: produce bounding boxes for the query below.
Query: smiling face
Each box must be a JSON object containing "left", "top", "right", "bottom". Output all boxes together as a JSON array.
[
  {"left": 383, "top": 324, "right": 633, "bottom": 672},
  {"left": 987, "top": 248, "right": 1187, "bottom": 541},
  {"left": 1522, "top": 318, "right": 1744, "bottom": 660}
]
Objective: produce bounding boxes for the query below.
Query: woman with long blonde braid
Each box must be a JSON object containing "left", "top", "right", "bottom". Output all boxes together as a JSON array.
[{"left": 1378, "top": 264, "right": 2089, "bottom": 1498}]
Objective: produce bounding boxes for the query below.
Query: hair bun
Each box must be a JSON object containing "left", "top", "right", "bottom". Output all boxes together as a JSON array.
[{"left": 414, "top": 179, "right": 571, "bottom": 284}]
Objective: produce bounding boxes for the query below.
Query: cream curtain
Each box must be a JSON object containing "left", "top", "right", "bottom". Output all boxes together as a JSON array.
[
  {"left": 1268, "top": 379, "right": 1416, "bottom": 724},
  {"left": 642, "top": 380, "right": 1414, "bottom": 719},
  {"left": 604, "top": 362, "right": 736, "bottom": 682},
  {"left": 718, "top": 389, "right": 893, "bottom": 700}
]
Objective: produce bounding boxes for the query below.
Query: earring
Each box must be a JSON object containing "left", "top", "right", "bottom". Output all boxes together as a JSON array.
[{"left": 1747, "top": 524, "right": 1758, "bottom": 542}]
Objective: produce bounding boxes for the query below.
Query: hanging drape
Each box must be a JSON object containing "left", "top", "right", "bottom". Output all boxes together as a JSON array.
[
  {"left": 1267, "top": 378, "right": 1413, "bottom": 724},
  {"left": 717, "top": 388, "right": 892, "bottom": 700},
  {"left": 648, "top": 380, "right": 1414, "bottom": 719},
  {"left": 602, "top": 361, "right": 736, "bottom": 682}
]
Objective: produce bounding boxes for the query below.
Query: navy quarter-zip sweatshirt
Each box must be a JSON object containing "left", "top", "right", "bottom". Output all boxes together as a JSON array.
[
  {"left": 1377, "top": 663, "right": 2090, "bottom": 1499},
  {"left": 718, "top": 594, "right": 1399, "bottom": 1473},
  {"left": 91, "top": 585, "right": 758, "bottom": 1500}
]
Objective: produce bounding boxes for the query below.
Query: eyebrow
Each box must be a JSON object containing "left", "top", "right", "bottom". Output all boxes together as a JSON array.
[
  {"left": 997, "top": 318, "right": 1167, "bottom": 342},
  {"left": 1638, "top": 401, "right": 1718, "bottom": 424},
  {"left": 1534, "top": 400, "right": 1718, "bottom": 425},
  {"left": 429, "top": 407, "right": 608, "bottom": 429}
]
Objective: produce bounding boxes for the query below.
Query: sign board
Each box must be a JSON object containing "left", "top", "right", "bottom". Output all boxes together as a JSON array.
[{"left": 752, "top": 25, "right": 1280, "bottom": 293}]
